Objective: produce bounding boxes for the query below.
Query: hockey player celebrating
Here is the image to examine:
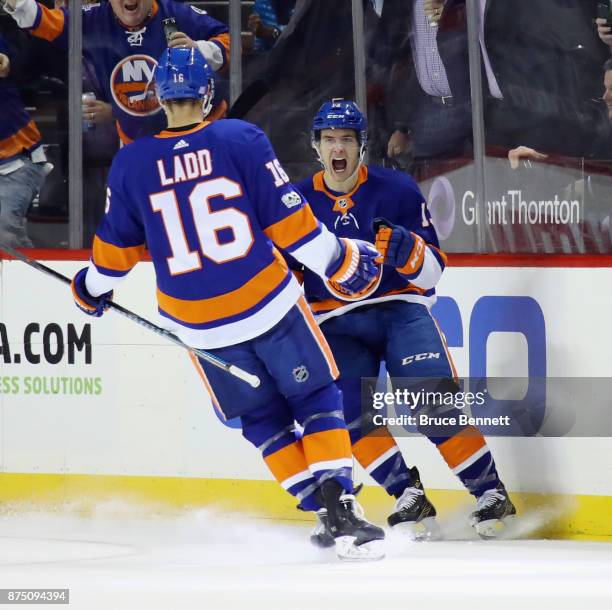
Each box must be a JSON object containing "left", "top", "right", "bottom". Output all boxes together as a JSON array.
[
  {"left": 293, "top": 99, "right": 516, "bottom": 540},
  {"left": 70, "top": 49, "right": 385, "bottom": 560},
  {"left": 3, "top": 0, "right": 230, "bottom": 143}
]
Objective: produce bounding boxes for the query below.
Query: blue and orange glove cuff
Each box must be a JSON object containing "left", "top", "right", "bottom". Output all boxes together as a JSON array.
[{"left": 71, "top": 267, "right": 112, "bottom": 317}]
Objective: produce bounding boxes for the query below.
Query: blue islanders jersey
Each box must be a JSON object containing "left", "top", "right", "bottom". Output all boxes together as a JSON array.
[
  {"left": 85, "top": 119, "right": 342, "bottom": 349},
  {"left": 11, "top": 0, "right": 229, "bottom": 143},
  {"left": 295, "top": 165, "right": 447, "bottom": 321},
  {"left": 0, "top": 36, "right": 42, "bottom": 165}
]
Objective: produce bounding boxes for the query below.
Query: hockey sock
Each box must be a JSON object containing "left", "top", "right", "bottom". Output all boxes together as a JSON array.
[
  {"left": 432, "top": 426, "right": 501, "bottom": 497},
  {"left": 262, "top": 435, "right": 321, "bottom": 511},
  {"left": 293, "top": 385, "right": 354, "bottom": 494},
  {"left": 352, "top": 428, "right": 414, "bottom": 498}
]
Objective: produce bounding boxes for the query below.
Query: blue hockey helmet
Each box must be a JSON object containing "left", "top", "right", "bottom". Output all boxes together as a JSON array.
[
  {"left": 154, "top": 47, "right": 214, "bottom": 109},
  {"left": 311, "top": 98, "right": 368, "bottom": 147}
]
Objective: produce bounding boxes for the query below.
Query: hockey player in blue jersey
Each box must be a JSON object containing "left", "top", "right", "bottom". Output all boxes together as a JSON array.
[
  {"left": 293, "top": 99, "right": 516, "bottom": 541},
  {"left": 70, "top": 49, "right": 386, "bottom": 560},
  {"left": 4, "top": 0, "right": 230, "bottom": 143}
]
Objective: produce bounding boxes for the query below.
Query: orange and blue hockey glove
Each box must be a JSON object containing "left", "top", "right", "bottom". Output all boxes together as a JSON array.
[
  {"left": 325, "top": 237, "right": 381, "bottom": 299},
  {"left": 373, "top": 217, "right": 425, "bottom": 280},
  {"left": 71, "top": 267, "right": 113, "bottom": 317}
]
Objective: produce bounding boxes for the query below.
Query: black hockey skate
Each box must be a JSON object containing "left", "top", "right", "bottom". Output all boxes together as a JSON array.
[
  {"left": 310, "top": 508, "right": 336, "bottom": 548},
  {"left": 387, "top": 466, "right": 440, "bottom": 540},
  {"left": 310, "top": 483, "right": 365, "bottom": 549},
  {"left": 470, "top": 483, "right": 517, "bottom": 539},
  {"left": 315, "top": 480, "right": 385, "bottom": 561}
]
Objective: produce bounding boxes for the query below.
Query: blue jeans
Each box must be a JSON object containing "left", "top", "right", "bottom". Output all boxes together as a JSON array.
[{"left": 0, "top": 158, "right": 46, "bottom": 248}]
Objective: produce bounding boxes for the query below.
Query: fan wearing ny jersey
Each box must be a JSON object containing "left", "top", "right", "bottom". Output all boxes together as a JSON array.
[
  {"left": 294, "top": 99, "right": 516, "bottom": 541},
  {"left": 4, "top": 0, "right": 230, "bottom": 143},
  {"left": 70, "top": 49, "right": 385, "bottom": 560}
]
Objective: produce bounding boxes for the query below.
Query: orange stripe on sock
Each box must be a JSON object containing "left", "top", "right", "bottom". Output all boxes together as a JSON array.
[
  {"left": 352, "top": 429, "right": 398, "bottom": 469},
  {"left": 264, "top": 440, "right": 309, "bottom": 484},
  {"left": 437, "top": 426, "right": 486, "bottom": 470},
  {"left": 302, "top": 428, "right": 352, "bottom": 465}
]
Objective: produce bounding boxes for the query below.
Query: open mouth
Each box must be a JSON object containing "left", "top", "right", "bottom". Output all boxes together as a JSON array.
[
  {"left": 332, "top": 159, "right": 347, "bottom": 172},
  {"left": 124, "top": 2, "right": 139, "bottom": 13}
]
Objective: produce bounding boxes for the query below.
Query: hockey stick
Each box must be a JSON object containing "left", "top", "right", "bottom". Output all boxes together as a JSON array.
[{"left": 0, "top": 243, "right": 261, "bottom": 388}]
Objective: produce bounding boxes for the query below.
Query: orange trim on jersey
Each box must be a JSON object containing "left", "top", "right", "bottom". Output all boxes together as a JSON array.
[
  {"left": 157, "top": 257, "right": 289, "bottom": 324},
  {"left": 188, "top": 352, "right": 225, "bottom": 420},
  {"left": 30, "top": 5, "right": 65, "bottom": 42},
  {"left": 263, "top": 205, "right": 319, "bottom": 250},
  {"left": 0, "top": 120, "right": 41, "bottom": 160},
  {"left": 312, "top": 165, "right": 369, "bottom": 199},
  {"left": 437, "top": 426, "right": 486, "bottom": 470},
  {"left": 210, "top": 33, "right": 230, "bottom": 66},
  {"left": 309, "top": 284, "right": 428, "bottom": 313},
  {"left": 264, "top": 440, "right": 309, "bottom": 484},
  {"left": 352, "top": 430, "right": 398, "bottom": 469},
  {"left": 296, "top": 296, "right": 339, "bottom": 379},
  {"left": 302, "top": 428, "right": 352, "bottom": 465},
  {"left": 155, "top": 121, "right": 210, "bottom": 139},
  {"left": 92, "top": 236, "right": 146, "bottom": 272}
]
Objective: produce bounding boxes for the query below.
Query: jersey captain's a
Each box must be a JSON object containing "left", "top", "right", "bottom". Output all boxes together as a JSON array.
[
  {"left": 85, "top": 119, "right": 339, "bottom": 349},
  {"left": 296, "top": 165, "right": 447, "bottom": 321}
]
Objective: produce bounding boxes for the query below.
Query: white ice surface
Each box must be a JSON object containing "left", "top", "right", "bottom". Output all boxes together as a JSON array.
[{"left": 0, "top": 507, "right": 610, "bottom": 610}]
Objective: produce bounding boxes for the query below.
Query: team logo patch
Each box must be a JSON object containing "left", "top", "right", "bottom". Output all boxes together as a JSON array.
[
  {"left": 332, "top": 196, "right": 359, "bottom": 228},
  {"left": 293, "top": 365, "right": 309, "bottom": 383},
  {"left": 110, "top": 54, "right": 161, "bottom": 117},
  {"left": 281, "top": 191, "right": 302, "bottom": 208}
]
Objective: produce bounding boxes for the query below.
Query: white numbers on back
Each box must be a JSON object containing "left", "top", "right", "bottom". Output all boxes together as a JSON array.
[
  {"left": 150, "top": 177, "right": 253, "bottom": 275},
  {"left": 265, "top": 159, "right": 290, "bottom": 187}
]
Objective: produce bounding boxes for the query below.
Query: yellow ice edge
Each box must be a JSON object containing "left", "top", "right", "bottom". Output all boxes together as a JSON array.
[{"left": 0, "top": 473, "right": 610, "bottom": 541}]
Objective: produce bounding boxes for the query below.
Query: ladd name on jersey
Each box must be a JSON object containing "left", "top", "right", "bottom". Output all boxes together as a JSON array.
[{"left": 157, "top": 148, "right": 212, "bottom": 186}]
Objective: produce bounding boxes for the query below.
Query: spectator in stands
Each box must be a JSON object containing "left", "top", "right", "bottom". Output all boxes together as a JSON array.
[
  {"left": 375, "top": 0, "right": 606, "bottom": 163},
  {"left": 372, "top": 0, "right": 474, "bottom": 162},
  {"left": 245, "top": 0, "right": 296, "bottom": 55},
  {"left": 3, "top": 0, "right": 230, "bottom": 144},
  {"left": 230, "top": 0, "right": 359, "bottom": 180},
  {"left": 0, "top": 33, "right": 51, "bottom": 247},
  {"left": 508, "top": 58, "right": 612, "bottom": 165}
]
